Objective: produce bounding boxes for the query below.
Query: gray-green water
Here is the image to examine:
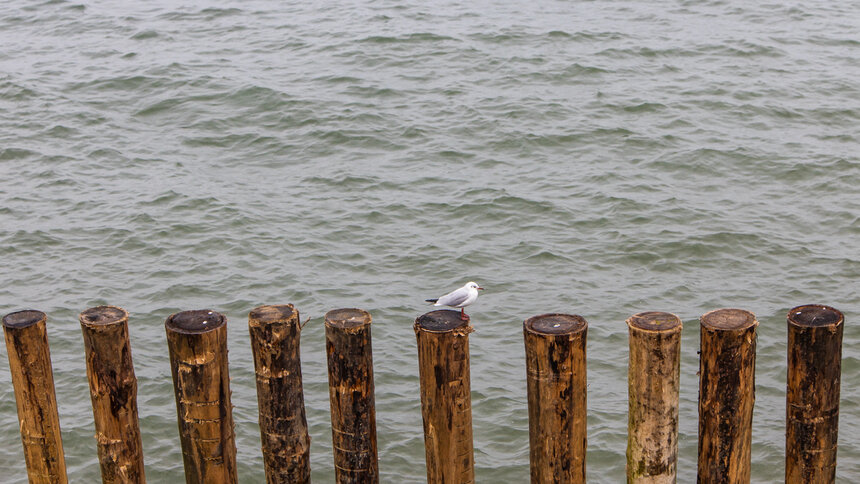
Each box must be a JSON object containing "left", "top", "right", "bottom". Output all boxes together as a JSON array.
[{"left": 1, "top": 0, "right": 858, "bottom": 482}]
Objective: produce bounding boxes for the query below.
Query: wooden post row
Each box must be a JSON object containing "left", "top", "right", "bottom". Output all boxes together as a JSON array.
[
  {"left": 3, "top": 303, "right": 848, "bottom": 483},
  {"left": 326, "top": 308, "right": 379, "bottom": 483},
  {"left": 79, "top": 306, "right": 146, "bottom": 483},
  {"left": 165, "top": 309, "right": 238, "bottom": 484},
  {"left": 248, "top": 304, "right": 311, "bottom": 484},
  {"left": 2, "top": 310, "right": 68, "bottom": 484}
]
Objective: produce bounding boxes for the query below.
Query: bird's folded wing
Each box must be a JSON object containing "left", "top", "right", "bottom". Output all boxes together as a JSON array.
[{"left": 437, "top": 287, "right": 469, "bottom": 307}]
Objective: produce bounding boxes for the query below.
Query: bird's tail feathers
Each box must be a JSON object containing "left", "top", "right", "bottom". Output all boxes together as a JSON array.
[{"left": 425, "top": 298, "right": 438, "bottom": 304}]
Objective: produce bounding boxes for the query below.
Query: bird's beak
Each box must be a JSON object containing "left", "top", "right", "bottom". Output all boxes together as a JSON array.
[{"left": 477, "top": 286, "right": 484, "bottom": 290}]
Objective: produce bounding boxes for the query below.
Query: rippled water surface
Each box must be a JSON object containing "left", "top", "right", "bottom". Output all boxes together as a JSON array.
[{"left": 1, "top": 0, "right": 859, "bottom": 482}]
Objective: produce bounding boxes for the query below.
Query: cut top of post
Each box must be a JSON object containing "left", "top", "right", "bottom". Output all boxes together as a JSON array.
[
  {"left": 249, "top": 304, "right": 297, "bottom": 325},
  {"left": 325, "top": 308, "right": 371, "bottom": 329},
  {"left": 700, "top": 308, "right": 757, "bottom": 331},
  {"left": 165, "top": 309, "right": 226, "bottom": 334},
  {"left": 415, "top": 309, "right": 470, "bottom": 333},
  {"left": 627, "top": 311, "right": 682, "bottom": 333},
  {"left": 787, "top": 304, "right": 843, "bottom": 328},
  {"left": 524, "top": 313, "right": 587, "bottom": 336},
  {"left": 79, "top": 306, "right": 128, "bottom": 327},
  {"left": 2, "top": 310, "right": 46, "bottom": 329}
]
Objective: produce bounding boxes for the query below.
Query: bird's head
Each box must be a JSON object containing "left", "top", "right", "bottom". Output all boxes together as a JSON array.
[{"left": 466, "top": 281, "right": 484, "bottom": 290}]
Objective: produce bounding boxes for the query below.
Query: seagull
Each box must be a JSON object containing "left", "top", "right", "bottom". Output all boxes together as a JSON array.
[{"left": 425, "top": 281, "right": 484, "bottom": 321}]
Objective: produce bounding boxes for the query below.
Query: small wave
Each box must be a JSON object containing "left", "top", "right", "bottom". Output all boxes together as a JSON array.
[
  {"left": 157, "top": 7, "right": 242, "bottom": 22},
  {"left": 0, "top": 147, "right": 37, "bottom": 160},
  {"left": 359, "top": 32, "right": 457, "bottom": 44},
  {"left": 0, "top": 80, "right": 40, "bottom": 101},
  {"left": 130, "top": 30, "right": 159, "bottom": 40}
]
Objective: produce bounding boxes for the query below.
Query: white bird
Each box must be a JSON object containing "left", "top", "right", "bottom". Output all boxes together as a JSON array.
[{"left": 425, "top": 281, "right": 484, "bottom": 321}]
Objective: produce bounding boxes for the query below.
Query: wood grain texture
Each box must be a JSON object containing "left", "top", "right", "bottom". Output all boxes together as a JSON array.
[
  {"left": 414, "top": 309, "right": 475, "bottom": 484},
  {"left": 249, "top": 304, "right": 311, "bottom": 484},
  {"left": 80, "top": 306, "right": 145, "bottom": 484},
  {"left": 2, "top": 310, "right": 68, "bottom": 484},
  {"left": 325, "top": 308, "right": 378, "bottom": 484},
  {"left": 785, "top": 304, "right": 843, "bottom": 484},
  {"left": 524, "top": 313, "right": 588, "bottom": 484},
  {"left": 697, "top": 309, "right": 757, "bottom": 484},
  {"left": 165, "top": 310, "right": 237, "bottom": 484},
  {"left": 626, "top": 312, "right": 682, "bottom": 484}
]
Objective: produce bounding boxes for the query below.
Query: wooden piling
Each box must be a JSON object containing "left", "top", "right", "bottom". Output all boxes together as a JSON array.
[
  {"left": 697, "top": 308, "right": 757, "bottom": 484},
  {"left": 414, "top": 309, "right": 475, "bottom": 484},
  {"left": 524, "top": 313, "right": 588, "bottom": 484},
  {"left": 325, "top": 308, "right": 379, "bottom": 483},
  {"left": 79, "top": 305, "right": 146, "bottom": 483},
  {"left": 165, "top": 309, "right": 237, "bottom": 484},
  {"left": 2, "top": 310, "right": 68, "bottom": 484},
  {"left": 785, "top": 304, "right": 844, "bottom": 483},
  {"left": 248, "top": 304, "right": 311, "bottom": 484},
  {"left": 626, "top": 312, "right": 682, "bottom": 484}
]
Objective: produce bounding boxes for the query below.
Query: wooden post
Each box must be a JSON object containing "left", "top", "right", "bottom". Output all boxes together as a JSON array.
[
  {"left": 248, "top": 304, "right": 311, "bottom": 484},
  {"left": 697, "top": 308, "right": 757, "bottom": 484},
  {"left": 325, "top": 308, "right": 378, "bottom": 483},
  {"left": 79, "top": 305, "right": 146, "bottom": 483},
  {"left": 785, "top": 304, "right": 844, "bottom": 483},
  {"left": 165, "top": 309, "right": 237, "bottom": 484},
  {"left": 2, "top": 310, "right": 68, "bottom": 484},
  {"left": 524, "top": 313, "right": 588, "bottom": 484},
  {"left": 626, "top": 311, "right": 682, "bottom": 484},
  {"left": 414, "top": 309, "right": 475, "bottom": 484}
]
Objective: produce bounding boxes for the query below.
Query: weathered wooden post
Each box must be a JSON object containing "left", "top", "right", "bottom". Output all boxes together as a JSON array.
[
  {"left": 2, "top": 310, "right": 68, "bottom": 484},
  {"left": 325, "top": 308, "right": 379, "bottom": 483},
  {"left": 165, "top": 309, "right": 237, "bottom": 484},
  {"left": 414, "top": 309, "right": 475, "bottom": 483},
  {"left": 248, "top": 304, "right": 311, "bottom": 484},
  {"left": 786, "top": 304, "right": 844, "bottom": 483},
  {"left": 79, "top": 305, "right": 146, "bottom": 483},
  {"left": 697, "top": 308, "right": 757, "bottom": 484},
  {"left": 524, "top": 313, "right": 588, "bottom": 484},
  {"left": 626, "top": 311, "right": 682, "bottom": 484}
]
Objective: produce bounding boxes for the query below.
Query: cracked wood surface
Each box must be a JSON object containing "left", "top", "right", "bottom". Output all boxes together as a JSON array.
[
  {"left": 415, "top": 309, "right": 475, "bottom": 484},
  {"left": 80, "top": 305, "right": 145, "bottom": 484},
  {"left": 524, "top": 313, "right": 588, "bottom": 484},
  {"left": 166, "top": 310, "right": 237, "bottom": 484},
  {"left": 249, "top": 304, "right": 311, "bottom": 484}
]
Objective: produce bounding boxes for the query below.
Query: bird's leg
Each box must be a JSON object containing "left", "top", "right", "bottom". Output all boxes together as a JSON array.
[{"left": 460, "top": 308, "right": 469, "bottom": 321}]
